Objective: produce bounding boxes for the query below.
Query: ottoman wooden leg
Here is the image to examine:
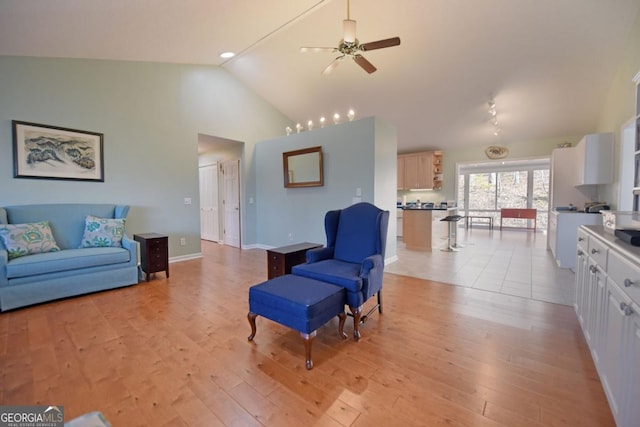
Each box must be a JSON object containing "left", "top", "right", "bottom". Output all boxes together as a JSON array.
[
  {"left": 350, "top": 305, "right": 362, "bottom": 341},
  {"left": 338, "top": 311, "right": 348, "bottom": 339},
  {"left": 300, "top": 330, "right": 317, "bottom": 370},
  {"left": 247, "top": 312, "right": 258, "bottom": 341}
]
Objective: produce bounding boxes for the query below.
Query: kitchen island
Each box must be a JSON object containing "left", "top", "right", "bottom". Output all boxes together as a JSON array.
[{"left": 402, "top": 207, "right": 458, "bottom": 250}]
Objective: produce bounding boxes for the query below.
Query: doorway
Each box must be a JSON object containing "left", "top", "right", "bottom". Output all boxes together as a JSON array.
[{"left": 198, "top": 134, "right": 243, "bottom": 248}]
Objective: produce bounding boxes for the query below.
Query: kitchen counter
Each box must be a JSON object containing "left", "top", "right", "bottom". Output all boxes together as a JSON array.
[
  {"left": 402, "top": 207, "right": 457, "bottom": 250},
  {"left": 401, "top": 206, "right": 450, "bottom": 210}
]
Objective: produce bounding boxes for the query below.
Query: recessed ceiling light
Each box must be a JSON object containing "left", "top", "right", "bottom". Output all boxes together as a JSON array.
[{"left": 219, "top": 51, "right": 235, "bottom": 59}]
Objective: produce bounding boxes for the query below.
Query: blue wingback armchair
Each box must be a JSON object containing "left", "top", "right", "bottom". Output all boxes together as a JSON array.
[{"left": 292, "top": 202, "right": 389, "bottom": 340}]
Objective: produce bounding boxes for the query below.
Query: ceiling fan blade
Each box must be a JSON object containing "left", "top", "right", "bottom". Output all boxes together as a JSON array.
[
  {"left": 322, "top": 56, "right": 344, "bottom": 75},
  {"left": 360, "top": 36, "right": 401, "bottom": 51},
  {"left": 300, "top": 47, "right": 336, "bottom": 53},
  {"left": 353, "top": 54, "right": 376, "bottom": 74}
]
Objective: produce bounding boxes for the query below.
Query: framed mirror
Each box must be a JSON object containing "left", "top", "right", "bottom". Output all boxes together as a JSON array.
[{"left": 283, "top": 146, "right": 323, "bottom": 188}]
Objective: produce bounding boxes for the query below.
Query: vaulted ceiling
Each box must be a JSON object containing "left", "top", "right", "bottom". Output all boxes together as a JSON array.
[{"left": 1, "top": 0, "right": 639, "bottom": 152}]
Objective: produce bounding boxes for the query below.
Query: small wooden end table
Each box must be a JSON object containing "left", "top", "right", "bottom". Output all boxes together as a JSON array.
[
  {"left": 266, "top": 242, "right": 322, "bottom": 279},
  {"left": 134, "top": 233, "right": 169, "bottom": 281}
]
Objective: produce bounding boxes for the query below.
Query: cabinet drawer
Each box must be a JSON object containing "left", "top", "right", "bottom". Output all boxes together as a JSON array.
[
  {"left": 608, "top": 251, "right": 640, "bottom": 305},
  {"left": 588, "top": 236, "right": 608, "bottom": 268},
  {"left": 577, "top": 228, "right": 589, "bottom": 251}
]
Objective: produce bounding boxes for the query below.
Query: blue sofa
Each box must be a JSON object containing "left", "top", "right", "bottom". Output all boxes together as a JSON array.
[{"left": 0, "top": 204, "right": 139, "bottom": 311}]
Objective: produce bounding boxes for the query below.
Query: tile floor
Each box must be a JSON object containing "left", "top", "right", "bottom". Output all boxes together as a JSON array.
[{"left": 386, "top": 225, "right": 576, "bottom": 306}]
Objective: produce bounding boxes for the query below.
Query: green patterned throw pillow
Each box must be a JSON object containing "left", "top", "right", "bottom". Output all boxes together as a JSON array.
[
  {"left": 0, "top": 221, "right": 61, "bottom": 260},
  {"left": 79, "top": 215, "right": 126, "bottom": 248}
]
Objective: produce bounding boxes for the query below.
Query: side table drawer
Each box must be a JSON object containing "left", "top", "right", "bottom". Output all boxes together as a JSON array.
[{"left": 268, "top": 252, "right": 285, "bottom": 279}]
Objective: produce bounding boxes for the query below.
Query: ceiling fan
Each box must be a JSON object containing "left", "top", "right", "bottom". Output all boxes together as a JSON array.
[{"left": 300, "top": 0, "right": 400, "bottom": 75}]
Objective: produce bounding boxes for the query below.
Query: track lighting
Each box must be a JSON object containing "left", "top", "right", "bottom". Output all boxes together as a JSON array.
[
  {"left": 488, "top": 99, "right": 501, "bottom": 136},
  {"left": 285, "top": 109, "right": 357, "bottom": 135}
]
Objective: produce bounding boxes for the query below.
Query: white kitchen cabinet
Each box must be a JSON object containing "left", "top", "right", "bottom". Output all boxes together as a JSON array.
[
  {"left": 574, "top": 133, "right": 614, "bottom": 186},
  {"left": 600, "top": 279, "right": 630, "bottom": 424},
  {"left": 575, "top": 226, "right": 640, "bottom": 426},
  {"left": 550, "top": 146, "right": 590, "bottom": 209},
  {"left": 575, "top": 228, "right": 589, "bottom": 328},
  {"left": 548, "top": 211, "right": 602, "bottom": 269}
]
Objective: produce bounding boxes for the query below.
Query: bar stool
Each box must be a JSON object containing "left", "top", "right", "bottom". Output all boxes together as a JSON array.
[{"left": 440, "top": 215, "right": 464, "bottom": 252}]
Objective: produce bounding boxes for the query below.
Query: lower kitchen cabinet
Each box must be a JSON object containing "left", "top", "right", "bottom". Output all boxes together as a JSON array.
[
  {"left": 575, "top": 226, "right": 640, "bottom": 426},
  {"left": 549, "top": 210, "right": 602, "bottom": 269}
]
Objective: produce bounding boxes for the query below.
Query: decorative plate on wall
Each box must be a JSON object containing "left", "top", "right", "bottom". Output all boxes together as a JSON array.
[{"left": 485, "top": 145, "right": 509, "bottom": 159}]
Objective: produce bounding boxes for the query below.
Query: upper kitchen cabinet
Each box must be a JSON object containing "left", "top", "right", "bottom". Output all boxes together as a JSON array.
[
  {"left": 575, "top": 133, "right": 614, "bottom": 186},
  {"left": 397, "top": 156, "right": 406, "bottom": 190},
  {"left": 550, "top": 146, "right": 591, "bottom": 208},
  {"left": 398, "top": 151, "right": 439, "bottom": 190}
]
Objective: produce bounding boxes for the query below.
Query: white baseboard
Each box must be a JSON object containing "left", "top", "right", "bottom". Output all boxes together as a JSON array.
[
  {"left": 169, "top": 253, "right": 203, "bottom": 263},
  {"left": 385, "top": 255, "right": 399, "bottom": 264},
  {"left": 242, "top": 243, "right": 273, "bottom": 250}
]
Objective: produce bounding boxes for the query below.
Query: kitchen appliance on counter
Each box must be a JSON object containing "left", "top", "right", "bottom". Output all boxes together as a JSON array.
[{"left": 584, "top": 202, "right": 610, "bottom": 213}]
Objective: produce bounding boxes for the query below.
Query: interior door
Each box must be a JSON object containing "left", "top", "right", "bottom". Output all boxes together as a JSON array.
[
  {"left": 199, "top": 164, "right": 219, "bottom": 242},
  {"left": 222, "top": 159, "right": 240, "bottom": 248}
]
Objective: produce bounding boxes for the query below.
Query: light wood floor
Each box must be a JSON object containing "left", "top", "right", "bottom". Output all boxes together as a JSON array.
[{"left": 1, "top": 241, "right": 614, "bottom": 426}]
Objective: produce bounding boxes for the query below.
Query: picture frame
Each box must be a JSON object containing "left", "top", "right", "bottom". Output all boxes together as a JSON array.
[{"left": 12, "top": 121, "right": 104, "bottom": 182}]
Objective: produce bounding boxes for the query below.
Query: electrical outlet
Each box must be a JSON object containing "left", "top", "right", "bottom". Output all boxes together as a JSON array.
[
  {"left": 180, "top": 237, "right": 186, "bottom": 246},
  {"left": 288, "top": 233, "right": 293, "bottom": 241},
  {"left": 184, "top": 197, "right": 192, "bottom": 205}
]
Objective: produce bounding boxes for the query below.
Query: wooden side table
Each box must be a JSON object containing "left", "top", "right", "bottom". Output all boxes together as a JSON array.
[
  {"left": 267, "top": 242, "right": 322, "bottom": 279},
  {"left": 134, "top": 233, "right": 169, "bottom": 281}
]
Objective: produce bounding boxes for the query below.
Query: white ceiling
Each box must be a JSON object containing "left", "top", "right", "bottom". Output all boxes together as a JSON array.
[{"left": 1, "top": 0, "right": 639, "bottom": 153}]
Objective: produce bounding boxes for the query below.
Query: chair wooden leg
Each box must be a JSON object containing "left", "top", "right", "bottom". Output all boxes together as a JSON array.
[
  {"left": 247, "top": 312, "right": 257, "bottom": 341},
  {"left": 350, "top": 305, "right": 362, "bottom": 341},
  {"left": 338, "top": 311, "right": 348, "bottom": 339},
  {"left": 377, "top": 291, "right": 383, "bottom": 314},
  {"left": 300, "top": 330, "right": 317, "bottom": 370}
]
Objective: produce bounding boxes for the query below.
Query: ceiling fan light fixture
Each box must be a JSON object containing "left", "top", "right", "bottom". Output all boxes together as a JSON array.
[
  {"left": 301, "top": 0, "right": 400, "bottom": 74},
  {"left": 343, "top": 19, "right": 357, "bottom": 43}
]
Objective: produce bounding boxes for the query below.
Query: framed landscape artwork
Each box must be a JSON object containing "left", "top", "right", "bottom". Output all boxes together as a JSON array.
[{"left": 12, "top": 121, "right": 104, "bottom": 182}]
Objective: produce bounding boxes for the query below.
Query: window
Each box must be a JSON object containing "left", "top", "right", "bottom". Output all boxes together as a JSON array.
[{"left": 457, "top": 159, "right": 550, "bottom": 230}]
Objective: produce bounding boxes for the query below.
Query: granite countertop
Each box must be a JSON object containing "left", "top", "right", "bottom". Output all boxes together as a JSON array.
[{"left": 400, "top": 206, "right": 456, "bottom": 211}]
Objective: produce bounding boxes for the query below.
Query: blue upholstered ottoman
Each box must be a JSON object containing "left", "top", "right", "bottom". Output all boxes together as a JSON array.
[{"left": 248, "top": 274, "right": 347, "bottom": 369}]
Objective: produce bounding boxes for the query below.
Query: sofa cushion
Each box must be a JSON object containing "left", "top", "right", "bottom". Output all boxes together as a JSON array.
[
  {"left": 79, "top": 215, "right": 126, "bottom": 248},
  {"left": 0, "top": 221, "right": 61, "bottom": 260},
  {"left": 6, "top": 247, "right": 131, "bottom": 279}
]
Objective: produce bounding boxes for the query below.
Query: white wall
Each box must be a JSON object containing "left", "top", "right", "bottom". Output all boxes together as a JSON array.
[
  {"left": 0, "top": 56, "right": 291, "bottom": 257},
  {"left": 254, "top": 117, "right": 397, "bottom": 259},
  {"left": 596, "top": 11, "right": 640, "bottom": 208}
]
